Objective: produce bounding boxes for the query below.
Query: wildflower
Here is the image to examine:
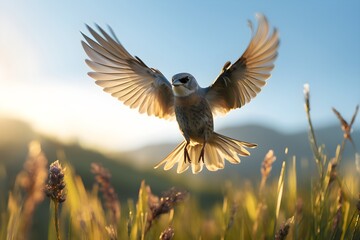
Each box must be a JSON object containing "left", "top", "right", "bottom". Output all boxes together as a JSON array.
[
  {"left": 159, "top": 227, "right": 174, "bottom": 240},
  {"left": 17, "top": 141, "right": 48, "bottom": 205},
  {"left": 45, "top": 160, "right": 66, "bottom": 240},
  {"left": 148, "top": 187, "right": 188, "bottom": 220},
  {"left": 275, "top": 216, "right": 294, "bottom": 240},
  {"left": 13, "top": 141, "right": 48, "bottom": 238},
  {"left": 145, "top": 186, "right": 187, "bottom": 232},
  {"left": 91, "top": 163, "right": 121, "bottom": 224},
  {"left": 45, "top": 160, "right": 66, "bottom": 203},
  {"left": 332, "top": 105, "right": 359, "bottom": 149}
]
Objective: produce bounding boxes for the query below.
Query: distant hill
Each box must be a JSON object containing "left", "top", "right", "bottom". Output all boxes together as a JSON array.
[
  {"left": 1, "top": 117, "right": 358, "bottom": 197},
  {"left": 119, "top": 124, "right": 359, "bottom": 181},
  {"left": 0, "top": 117, "right": 221, "bottom": 204}
]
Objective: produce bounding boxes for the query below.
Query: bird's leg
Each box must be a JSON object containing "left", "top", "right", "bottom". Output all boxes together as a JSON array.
[
  {"left": 184, "top": 141, "right": 191, "bottom": 163},
  {"left": 198, "top": 142, "right": 206, "bottom": 163}
]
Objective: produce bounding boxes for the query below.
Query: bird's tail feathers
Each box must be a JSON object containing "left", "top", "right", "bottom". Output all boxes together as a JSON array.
[{"left": 154, "top": 132, "right": 257, "bottom": 174}]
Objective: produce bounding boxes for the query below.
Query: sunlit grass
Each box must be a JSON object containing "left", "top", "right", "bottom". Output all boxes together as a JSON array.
[{"left": 1, "top": 87, "right": 359, "bottom": 239}]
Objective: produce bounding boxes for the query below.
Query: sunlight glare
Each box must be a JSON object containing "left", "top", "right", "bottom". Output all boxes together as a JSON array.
[{"left": 0, "top": 80, "right": 179, "bottom": 151}]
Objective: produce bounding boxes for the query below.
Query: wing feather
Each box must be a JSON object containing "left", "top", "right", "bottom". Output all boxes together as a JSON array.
[
  {"left": 350, "top": 105, "right": 359, "bottom": 127},
  {"left": 86, "top": 59, "right": 132, "bottom": 72},
  {"left": 204, "top": 14, "right": 279, "bottom": 115},
  {"left": 82, "top": 25, "right": 174, "bottom": 119}
]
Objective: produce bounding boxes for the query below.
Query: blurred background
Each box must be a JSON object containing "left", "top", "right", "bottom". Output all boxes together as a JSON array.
[
  {"left": 1, "top": 2, "right": 359, "bottom": 239},
  {"left": 0, "top": 0, "right": 359, "bottom": 195}
]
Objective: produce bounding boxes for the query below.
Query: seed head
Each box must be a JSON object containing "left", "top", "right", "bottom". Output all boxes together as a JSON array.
[
  {"left": 17, "top": 141, "right": 48, "bottom": 216},
  {"left": 159, "top": 227, "right": 174, "bottom": 240},
  {"left": 259, "top": 150, "right": 276, "bottom": 194},
  {"left": 91, "top": 163, "right": 121, "bottom": 224},
  {"left": 15, "top": 141, "right": 48, "bottom": 237},
  {"left": 45, "top": 160, "right": 66, "bottom": 203},
  {"left": 261, "top": 150, "right": 276, "bottom": 178},
  {"left": 275, "top": 216, "right": 294, "bottom": 240},
  {"left": 303, "top": 83, "right": 310, "bottom": 112},
  {"left": 149, "top": 187, "right": 188, "bottom": 220}
]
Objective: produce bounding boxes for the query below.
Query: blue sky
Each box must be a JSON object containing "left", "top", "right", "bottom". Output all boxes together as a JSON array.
[{"left": 0, "top": 1, "right": 359, "bottom": 151}]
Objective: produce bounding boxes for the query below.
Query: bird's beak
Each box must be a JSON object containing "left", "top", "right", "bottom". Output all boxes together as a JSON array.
[{"left": 172, "top": 79, "right": 182, "bottom": 87}]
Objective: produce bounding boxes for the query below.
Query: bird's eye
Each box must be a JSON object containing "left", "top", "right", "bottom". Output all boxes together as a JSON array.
[{"left": 179, "top": 76, "right": 189, "bottom": 84}]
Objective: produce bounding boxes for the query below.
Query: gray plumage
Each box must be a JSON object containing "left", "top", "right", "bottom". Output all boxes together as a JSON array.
[{"left": 82, "top": 13, "right": 280, "bottom": 174}]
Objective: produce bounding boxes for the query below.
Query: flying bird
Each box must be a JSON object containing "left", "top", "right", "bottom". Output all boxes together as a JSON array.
[
  {"left": 82, "top": 14, "right": 279, "bottom": 174},
  {"left": 332, "top": 105, "right": 359, "bottom": 149}
]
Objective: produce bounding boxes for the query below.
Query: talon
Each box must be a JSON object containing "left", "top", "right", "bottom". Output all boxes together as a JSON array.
[
  {"left": 198, "top": 142, "right": 206, "bottom": 163},
  {"left": 184, "top": 142, "right": 191, "bottom": 163}
]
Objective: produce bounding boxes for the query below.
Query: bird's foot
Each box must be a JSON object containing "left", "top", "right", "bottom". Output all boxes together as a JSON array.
[
  {"left": 198, "top": 143, "right": 206, "bottom": 163},
  {"left": 184, "top": 144, "right": 191, "bottom": 163}
]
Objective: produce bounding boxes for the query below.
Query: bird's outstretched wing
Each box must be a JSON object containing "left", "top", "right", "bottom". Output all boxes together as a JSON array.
[
  {"left": 203, "top": 14, "right": 279, "bottom": 115},
  {"left": 350, "top": 105, "right": 359, "bottom": 127},
  {"left": 332, "top": 107, "right": 349, "bottom": 128},
  {"left": 82, "top": 25, "right": 175, "bottom": 119}
]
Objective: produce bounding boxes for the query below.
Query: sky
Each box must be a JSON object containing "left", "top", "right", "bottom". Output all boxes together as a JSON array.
[{"left": 0, "top": 1, "right": 359, "bottom": 151}]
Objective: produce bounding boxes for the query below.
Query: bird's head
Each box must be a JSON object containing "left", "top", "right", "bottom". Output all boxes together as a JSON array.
[{"left": 171, "top": 73, "right": 198, "bottom": 97}]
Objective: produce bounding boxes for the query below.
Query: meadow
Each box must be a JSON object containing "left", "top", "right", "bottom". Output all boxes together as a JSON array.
[{"left": 0, "top": 87, "right": 359, "bottom": 240}]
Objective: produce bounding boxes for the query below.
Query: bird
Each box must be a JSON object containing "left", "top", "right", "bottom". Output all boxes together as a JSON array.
[
  {"left": 332, "top": 105, "right": 359, "bottom": 149},
  {"left": 81, "top": 13, "right": 279, "bottom": 174}
]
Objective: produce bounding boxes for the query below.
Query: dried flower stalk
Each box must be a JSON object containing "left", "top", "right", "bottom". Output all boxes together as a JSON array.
[
  {"left": 275, "top": 216, "right": 294, "bottom": 240},
  {"left": 45, "top": 160, "right": 66, "bottom": 240},
  {"left": 91, "top": 163, "right": 121, "bottom": 225},
  {"left": 15, "top": 141, "right": 48, "bottom": 238},
  {"left": 259, "top": 150, "right": 276, "bottom": 195},
  {"left": 159, "top": 226, "right": 174, "bottom": 240}
]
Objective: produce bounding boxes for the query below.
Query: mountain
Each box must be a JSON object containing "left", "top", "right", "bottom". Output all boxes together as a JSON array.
[
  {"left": 1, "top": 117, "right": 358, "bottom": 197},
  {"left": 119, "top": 123, "right": 359, "bottom": 181},
  {"left": 0, "top": 117, "right": 220, "bottom": 203}
]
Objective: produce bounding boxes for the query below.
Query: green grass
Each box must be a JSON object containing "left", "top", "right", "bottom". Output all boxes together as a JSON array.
[{"left": 1, "top": 88, "right": 359, "bottom": 240}]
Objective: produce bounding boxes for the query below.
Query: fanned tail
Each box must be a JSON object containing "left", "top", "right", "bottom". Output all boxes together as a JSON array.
[{"left": 154, "top": 132, "right": 257, "bottom": 174}]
